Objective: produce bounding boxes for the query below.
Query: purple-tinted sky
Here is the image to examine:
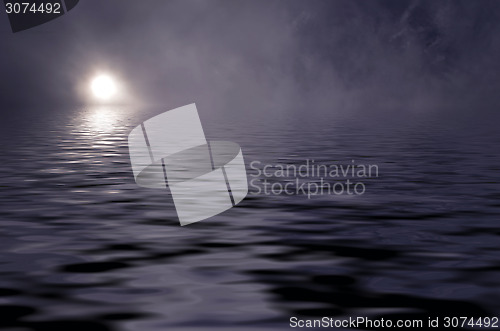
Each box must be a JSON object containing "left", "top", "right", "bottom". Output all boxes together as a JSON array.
[{"left": 1, "top": 0, "right": 500, "bottom": 116}]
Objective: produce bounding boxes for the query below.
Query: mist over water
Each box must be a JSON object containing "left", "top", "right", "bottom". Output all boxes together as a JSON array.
[
  {"left": 1, "top": 1, "right": 500, "bottom": 330},
  {"left": 2, "top": 0, "right": 500, "bottom": 119}
]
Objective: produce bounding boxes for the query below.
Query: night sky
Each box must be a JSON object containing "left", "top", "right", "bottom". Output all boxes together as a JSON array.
[{"left": 2, "top": 0, "right": 500, "bottom": 118}]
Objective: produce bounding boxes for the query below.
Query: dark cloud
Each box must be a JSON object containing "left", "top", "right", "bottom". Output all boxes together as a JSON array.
[{"left": 1, "top": 0, "right": 500, "bottom": 117}]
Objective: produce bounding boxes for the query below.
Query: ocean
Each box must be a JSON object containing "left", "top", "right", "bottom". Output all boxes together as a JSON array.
[{"left": 0, "top": 105, "right": 499, "bottom": 330}]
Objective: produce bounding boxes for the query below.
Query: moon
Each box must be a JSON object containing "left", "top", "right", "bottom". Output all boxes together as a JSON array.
[{"left": 91, "top": 75, "right": 117, "bottom": 100}]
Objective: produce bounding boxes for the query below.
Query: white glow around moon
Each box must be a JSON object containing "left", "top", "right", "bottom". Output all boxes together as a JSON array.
[{"left": 91, "top": 75, "right": 117, "bottom": 100}]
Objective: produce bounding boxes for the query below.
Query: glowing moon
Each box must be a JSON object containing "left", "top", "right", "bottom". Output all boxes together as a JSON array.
[{"left": 91, "top": 75, "right": 117, "bottom": 100}]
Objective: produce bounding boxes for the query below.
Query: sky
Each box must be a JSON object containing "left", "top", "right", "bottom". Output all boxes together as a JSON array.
[{"left": 1, "top": 0, "right": 500, "bottom": 119}]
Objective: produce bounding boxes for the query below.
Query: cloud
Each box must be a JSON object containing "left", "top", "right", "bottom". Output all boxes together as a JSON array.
[{"left": 1, "top": 0, "right": 500, "bottom": 118}]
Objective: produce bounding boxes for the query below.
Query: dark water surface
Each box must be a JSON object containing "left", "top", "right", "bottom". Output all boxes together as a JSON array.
[{"left": 1, "top": 106, "right": 499, "bottom": 330}]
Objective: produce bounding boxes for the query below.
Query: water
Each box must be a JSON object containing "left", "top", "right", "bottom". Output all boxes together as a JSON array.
[{"left": 0, "top": 106, "right": 499, "bottom": 330}]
